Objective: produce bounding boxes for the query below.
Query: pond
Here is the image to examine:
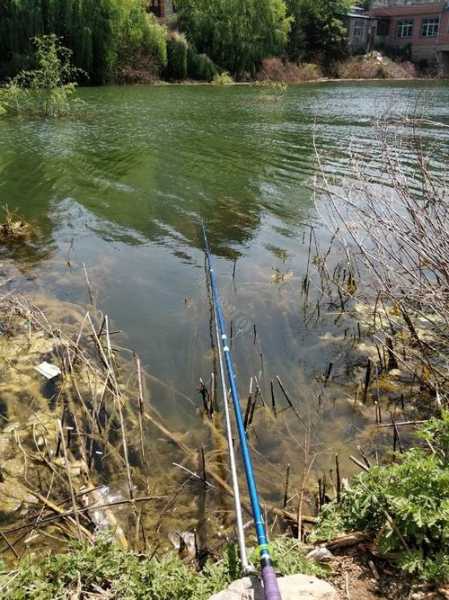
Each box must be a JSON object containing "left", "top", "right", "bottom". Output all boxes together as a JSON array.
[{"left": 0, "top": 80, "right": 448, "bottom": 533}]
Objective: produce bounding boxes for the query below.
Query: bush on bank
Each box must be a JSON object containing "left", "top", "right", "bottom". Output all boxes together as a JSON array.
[
  {"left": 338, "top": 53, "right": 416, "bottom": 79},
  {"left": 313, "top": 412, "right": 449, "bottom": 583},
  {"left": 165, "top": 33, "right": 188, "bottom": 81},
  {"left": 187, "top": 48, "right": 218, "bottom": 82},
  {"left": 256, "top": 57, "right": 322, "bottom": 82}
]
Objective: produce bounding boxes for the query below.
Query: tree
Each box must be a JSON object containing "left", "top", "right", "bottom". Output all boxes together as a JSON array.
[
  {"left": 177, "top": 0, "right": 291, "bottom": 78},
  {"left": 286, "top": 0, "right": 351, "bottom": 69},
  {"left": 0, "top": 0, "right": 167, "bottom": 84}
]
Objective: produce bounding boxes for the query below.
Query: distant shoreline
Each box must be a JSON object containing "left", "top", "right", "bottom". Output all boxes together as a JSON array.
[{"left": 95, "top": 76, "right": 449, "bottom": 88}]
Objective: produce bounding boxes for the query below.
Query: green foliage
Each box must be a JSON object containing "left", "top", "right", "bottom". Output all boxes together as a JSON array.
[
  {"left": 313, "top": 412, "right": 449, "bottom": 583},
  {"left": 177, "top": 0, "right": 292, "bottom": 78},
  {"left": 212, "top": 72, "right": 234, "bottom": 86},
  {"left": 0, "top": 535, "right": 322, "bottom": 599},
  {"left": 187, "top": 47, "right": 217, "bottom": 81},
  {"left": 113, "top": 4, "right": 167, "bottom": 80},
  {"left": 286, "top": 0, "right": 351, "bottom": 69},
  {"left": 0, "top": 35, "right": 83, "bottom": 117},
  {"left": 252, "top": 537, "right": 326, "bottom": 578},
  {"left": 166, "top": 33, "right": 188, "bottom": 81},
  {"left": 0, "top": 0, "right": 167, "bottom": 85}
]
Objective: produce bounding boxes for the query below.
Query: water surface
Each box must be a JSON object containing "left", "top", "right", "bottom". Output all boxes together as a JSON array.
[{"left": 1, "top": 80, "right": 448, "bottom": 511}]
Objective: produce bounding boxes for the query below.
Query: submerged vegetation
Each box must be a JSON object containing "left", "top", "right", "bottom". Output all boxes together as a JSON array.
[
  {"left": 303, "top": 117, "right": 449, "bottom": 585},
  {"left": 0, "top": 207, "right": 33, "bottom": 243}
]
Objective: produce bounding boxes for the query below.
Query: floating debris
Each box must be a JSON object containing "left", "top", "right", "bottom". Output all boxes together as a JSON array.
[{"left": 34, "top": 361, "right": 61, "bottom": 380}]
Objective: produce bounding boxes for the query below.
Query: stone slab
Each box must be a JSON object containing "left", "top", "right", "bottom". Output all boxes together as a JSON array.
[{"left": 208, "top": 574, "right": 338, "bottom": 600}]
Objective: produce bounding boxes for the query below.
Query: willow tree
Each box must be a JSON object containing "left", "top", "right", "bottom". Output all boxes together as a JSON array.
[
  {"left": 177, "top": 0, "right": 291, "bottom": 78},
  {"left": 0, "top": 0, "right": 167, "bottom": 84}
]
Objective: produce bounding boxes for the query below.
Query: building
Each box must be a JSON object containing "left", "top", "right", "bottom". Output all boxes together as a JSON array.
[
  {"left": 370, "top": 0, "right": 449, "bottom": 72},
  {"left": 148, "top": 0, "right": 176, "bottom": 19},
  {"left": 347, "top": 6, "right": 378, "bottom": 53}
]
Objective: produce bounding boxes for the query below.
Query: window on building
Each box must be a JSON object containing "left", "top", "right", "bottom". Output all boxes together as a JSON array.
[
  {"left": 353, "top": 20, "right": 365, "bottom": 39},
  {"left": 396, "top": 19, "right": 414, "bottom": 39},
  {"left": 421, "top": 16, "right": 440, "bottom": 37}
]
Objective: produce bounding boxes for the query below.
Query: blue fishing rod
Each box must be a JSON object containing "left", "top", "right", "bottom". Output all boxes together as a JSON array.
[{"left": 202, "top": 225, "right": 282, "bottom": 600}]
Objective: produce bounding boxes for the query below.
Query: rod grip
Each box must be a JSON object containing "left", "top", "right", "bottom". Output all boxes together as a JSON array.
[{"left": 262, "top": 565, "right": 282, "bottom": 600}]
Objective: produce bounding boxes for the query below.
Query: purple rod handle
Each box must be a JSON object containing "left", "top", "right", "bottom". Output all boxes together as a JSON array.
[{"left": 262, "top": 565, "right": 282, "bottom": 600}]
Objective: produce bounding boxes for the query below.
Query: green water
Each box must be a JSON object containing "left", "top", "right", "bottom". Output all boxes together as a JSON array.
[{"left": 1, "top": 81, "right": 448, "bottom": 505}]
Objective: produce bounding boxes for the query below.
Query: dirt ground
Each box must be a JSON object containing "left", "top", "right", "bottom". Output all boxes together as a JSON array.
[{"left": 326, "top": 548, "right": 448, "bottom": 600}]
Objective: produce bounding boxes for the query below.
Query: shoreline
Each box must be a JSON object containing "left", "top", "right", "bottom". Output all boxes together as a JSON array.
[{"left": 102, "top": 76, "right": 449, "bottom": 88}]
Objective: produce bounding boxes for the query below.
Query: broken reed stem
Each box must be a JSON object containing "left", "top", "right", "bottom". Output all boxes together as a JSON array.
[
  {"left": 200, "top": 446, "right": 208, "bottom": 486},
  {"left": 199, "top": 378, "right": 212, "bottom": 419},
  {"left": 283, "top": 464, "right": 290, "bottom": 509},
  {"left": 363, "top": 359, "right": 372, "bottom": 404},
  {"left": 116, "top": 395, "right": 135, "bottom": 502},
  {"left": 270, "top": 379, "right": 277, "bottom": 417},
  {"left": 0, "top": 532, "right": 18, "bottom": 559},
  {"left": 276, "top": 376, "right": 305, "bottom": 426},
  {"left": 357, "top": 446, "right": 371, "bottom": 469},
  {"left": 335, "top": 455, "right": 341, "bottom": 503},
  {"left": 244, "top": 377, "right": 254, "bottom": 431},
  {"left": 297, "top": 455, "right": 317, "bottom": 541},
  {"left": 82, "top": 263, "right": 95, "bottom": 306},
  {"left": 349, "top": 455, "right": 369, "bottom": 472},
  {"left": 58, "top": 420, "right": 82, "bottom": 541},
  {"left": 391, "top": 415, "right": 404, "bottom": 454},
  {"left": 1, "top": 497, "right": 158, "bottom": 538},
  {"left": 254, "top": 375, "right": 265, "bottom": 407},
  {"left": 135, "top": 353, "right": 146, "bottom": 464},
  {"left": 324, "top": 362, "right": 333, "bottom": 386}
]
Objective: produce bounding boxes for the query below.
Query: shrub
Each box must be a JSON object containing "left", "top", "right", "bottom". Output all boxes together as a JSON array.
[
  {"left": 115, "top": 11, "right": 168, "bottom": 82},
  {"left": 187, "top": 47, "right": 217, "bottom": 81},
  {"left": 212, "top": 72, "right": 234, "bottom": 86},
  {"left": 338, "top": 53, "right": 414, "bottom": 80},
  {"left": 312, "top": 412, "right": 449, "bottom": 583},
  {"left": 257, "top": 57, "right": 322, "bottom": 82},
  {"left": 165, "top": 33, "right": 188, "bottom": 81}
]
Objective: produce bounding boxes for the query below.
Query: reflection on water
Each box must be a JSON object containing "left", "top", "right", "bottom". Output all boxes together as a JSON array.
[{"left": 0, "top": 81, "right": 448, "bottom": 511}]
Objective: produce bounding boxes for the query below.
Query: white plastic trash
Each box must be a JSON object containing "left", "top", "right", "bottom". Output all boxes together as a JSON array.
[{"left": 34, "top": 361, "right": 61, "bottom": 380}]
